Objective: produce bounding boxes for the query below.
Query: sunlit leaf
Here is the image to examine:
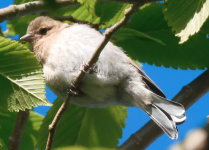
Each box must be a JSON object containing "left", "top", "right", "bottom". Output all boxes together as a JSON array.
[
  {"left": 113, "top": 3, "right": 209, "bottom": 69},
  {"left": 163, "top": 0, "right": 209, "bottom": 44},
  {"left": 77, "top": 0, "right": 97, "bottom": 17},
  {"left": 0, "top": 37, "right": 51, "bottom": 111}
]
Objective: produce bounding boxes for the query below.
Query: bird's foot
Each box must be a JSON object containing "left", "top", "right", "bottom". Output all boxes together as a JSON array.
[
  {"left": 80, "top": 62, "right": 90, "bottom": 74},
  {"left": 67, "top": 87, "right": 78, "bottom": 96},
  {"left": 80, "top": 61, "right": 97, "bottom": 74}
]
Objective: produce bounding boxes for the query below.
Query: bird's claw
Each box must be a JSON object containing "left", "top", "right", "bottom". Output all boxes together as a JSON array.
[
  {"left": 67, "top": 87, "right": 78, "bottom": 96},
  {"left": 80, "top": 61, "right": 90, "bottom": 74},
  {"left": 80, "top": 61, "right": 97, "bottom": 74}
]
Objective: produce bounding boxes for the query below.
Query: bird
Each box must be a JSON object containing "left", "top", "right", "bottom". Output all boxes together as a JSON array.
[{"left": 20, "top": 16, "right": 186, "bottom": 139}]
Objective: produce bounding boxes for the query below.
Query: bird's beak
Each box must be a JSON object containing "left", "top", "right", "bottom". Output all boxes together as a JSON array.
[{"left": 20, "top": 33, "right": 35, "bottom": 43}]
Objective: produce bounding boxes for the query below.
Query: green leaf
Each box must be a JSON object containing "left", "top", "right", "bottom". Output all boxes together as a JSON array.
[
  {"left": 77, "top": 0, "right": 97, "bottom": 17},
  {"left": 101, "top": 4, "right": 130, "bottom": 29},
  {"left": 62, "top": 2, "right": 130, "bottom": 28},
  {"left": 37, "top": 99, "right": 127, "bottom": 149},
  {"left": 7, "top": 15, "right": 38, "bottom": 36},
  {"left": 0, "top": 111, "right": 43, "bottom": 150},
  {"left": 95, "top": 2, "right": 125, "bottom": 23},
  {"left": 61, "top": 2, "right": 127, "bottom": 28},
  {"left": 43, "top": 0, "right": 61, "bottom": 10},
  {"left": 163, "top": 0, "right": 209, "bottom": 44},
  {"left": 113, "top": 3, "right": 209, "bottom": 69},
  {"left": 113, "top": 28, "right": 165, "bottom": 46},
  {"left": 0, "top": 138, "right": 6, "bottom": 150},
  {"left": 0, "top": 37, "right": 51, "bottom": 111},
  {"left": 7, "top": 5, "right": 99, "bottom": 36},
  {"left": 7, "top": 2, "right": 129, "bottom": 35},
  {"left": 60, "top": 5, "right": 100, "bottom": 25}
]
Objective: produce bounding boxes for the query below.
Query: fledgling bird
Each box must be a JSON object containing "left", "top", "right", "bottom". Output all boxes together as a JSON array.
[{"left": 20, "top": 16, "right": 186, "bottom": 139}]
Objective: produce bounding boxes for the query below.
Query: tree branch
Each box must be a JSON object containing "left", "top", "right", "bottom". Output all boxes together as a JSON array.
[
  {"left": 119, "top": 69, "right": 209, "bottom": 150},
  {"left": 45, "top": 2, "right": 145, "bottom": 150},
  {"left": 0, "top": 0, "right": 78, "bottom": 23},
  {"left": 45, "top": 94, "right": 71, "bottom": 150},
  {"left": 9, "top": 109, "right": 30, "bottom": 150},
  {"left": 0, "top": 0, "right": 161, "bottom": 23}
]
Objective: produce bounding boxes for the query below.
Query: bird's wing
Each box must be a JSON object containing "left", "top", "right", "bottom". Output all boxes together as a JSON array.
[{"left": 129, "top": 59, "right": 166, "bottom": 98}]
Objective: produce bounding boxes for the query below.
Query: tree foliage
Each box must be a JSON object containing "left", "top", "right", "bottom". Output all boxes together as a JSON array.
[
  {"left": 163, "top": 0, "right": 209, "bottom": 44},
  {"left": 0, "top": 0, "right": 209, "bottom": 149},
  {"left": 37, "top": 99, "right": 127, "bottom": 150}
]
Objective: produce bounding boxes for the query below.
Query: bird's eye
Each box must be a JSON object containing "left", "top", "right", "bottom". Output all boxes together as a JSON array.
[{"left": 39, "top": 28, "right": 48, "bottom": 35}]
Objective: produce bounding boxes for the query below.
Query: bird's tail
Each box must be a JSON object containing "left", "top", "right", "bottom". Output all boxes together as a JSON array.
[{"left": 139, "top": 93, "right": 186, "bottom": 139}]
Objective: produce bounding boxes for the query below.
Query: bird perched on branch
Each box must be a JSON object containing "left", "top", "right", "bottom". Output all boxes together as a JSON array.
[{"left": 20, "top": 16, "right": 186, "bottom": 139}]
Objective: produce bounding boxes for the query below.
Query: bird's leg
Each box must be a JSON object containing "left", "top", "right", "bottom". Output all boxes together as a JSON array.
[
  {"left": 80, "top": 62, "right": 90, "bottom": 74},
  {"left": 89, "top": 63, "right": 97, "bottom": 74},
  {"left": 80, "top": 61, "right": 97, "bottom": 74},
  {"left": 67, "top": 87, "right": 79, "bottom": 96},
  {"left": 67, "top": 86, "right": 85, "bottom": 97}
]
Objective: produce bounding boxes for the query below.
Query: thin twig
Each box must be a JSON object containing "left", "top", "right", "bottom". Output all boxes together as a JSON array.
[
  {"left": 54, "top": 16, "right": 100, "bottom": 31},
  {"left": 45, "top": 95, "right": 71, "bottom": 150},
  {"left": 9, "top": 109, "right": 30, "bottom": 150},
  {"left": 119, "top": 69, "right": 209, "bottom": 150},
  {"left": 45, "top": 2, "right": 144, "bottom": 150},
  {"left": 0, "top": 0, "right": 78, "bottom": 23},
  {"left": 0, "top": 0, "right": 161, "bottom": 23}
]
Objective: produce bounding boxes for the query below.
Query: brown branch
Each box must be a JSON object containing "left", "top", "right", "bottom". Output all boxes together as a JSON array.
[
  {"left": 45, "top": 94, "right": 71, "bottom": 150},
  {"left": 119, "top": 69, "right": 209, "bottom": 150},
  {"left": 0, "top": 0, "right": 79, "bottom": 23},
  {"left": 45, "top": 2, "right": 145, "bottom": 150},
  {"left": 54, "top": 16, "right": 100, "bottom": 31},
  {"left": 9, "top": 109, "right": 30, "bottom": 150},
  {"left": 0, "top": 0, "right": 161, "bottom": 23}
]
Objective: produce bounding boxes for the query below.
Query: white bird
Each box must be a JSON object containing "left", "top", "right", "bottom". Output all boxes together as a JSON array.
[{"left": 20, "top": 16, "right": 186, "bottom": 139}]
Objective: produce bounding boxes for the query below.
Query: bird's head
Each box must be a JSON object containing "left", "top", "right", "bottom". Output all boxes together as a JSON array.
[
  {"left": 20, "top": 16, "right": 70, "bottom": 65},
  {"left": 20, "top": 16, "right": 69, "bottom": 44}
]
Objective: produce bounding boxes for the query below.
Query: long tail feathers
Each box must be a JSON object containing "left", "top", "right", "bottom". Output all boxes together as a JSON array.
[
  {"left": 139, "top": 93, "right": 186, "bottom": 139},
  {"left": 152, "top": 93, "right": 185, "bottom": 117},
  {"left": 170, "top": 114, "right": 186, "bottom": 124}
]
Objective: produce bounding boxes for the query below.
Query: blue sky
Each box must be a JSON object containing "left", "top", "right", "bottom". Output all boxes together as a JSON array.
[{"left": 1, "top": 1, "right": 209, "bottom": 150}]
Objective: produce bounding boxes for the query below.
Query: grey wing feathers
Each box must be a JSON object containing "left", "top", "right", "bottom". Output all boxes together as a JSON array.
[{"left": 129, "top": 60, "right": 166, "bottom": 98}]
